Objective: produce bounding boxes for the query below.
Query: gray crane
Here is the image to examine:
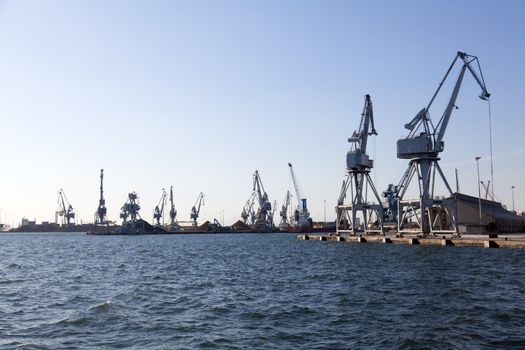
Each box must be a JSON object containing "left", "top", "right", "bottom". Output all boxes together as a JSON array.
[
  {"left": 288, "top": 163, "right": 311, "bottom": 228},
  {"left": 279, "top": 190, "right": 291, "bottom": 229},
  {"left": 252, "top": 170, "right": 273, "bottom": 231},
  {"left": 169, "top": 186, "right": 179, "bottom": 230},
  {"left": 94, "top": 169, "right": 108, "bottom": 225},
  {"left": 336, "top": 94, "right": 383, "bottom": 235},
  {"left": 153, "top": 189, "right": 167, "bottom": 226},
  {"left": 190, "top": 192, "right": 205, "bottom": 227},
  {"left": 241, "top": 192, "right": 257, "bottom": 225},
  {"left": 396, "top": 51, "right": 489, "bottom": 235},
  {"left": 56, "top": 189, "right": 75, "bottom": 227}
]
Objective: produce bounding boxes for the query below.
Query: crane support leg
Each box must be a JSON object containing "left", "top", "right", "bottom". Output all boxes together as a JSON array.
[
  {"left": 397, "top": 157, "right": 457, "bottom": 235},
  {"left": 336, "top": 170, "right": 384, "bottom": 236}
]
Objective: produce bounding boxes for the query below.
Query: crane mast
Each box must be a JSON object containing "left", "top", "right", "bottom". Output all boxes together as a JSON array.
[
  {"left": 94, "top": 169, "right": 108, "bottom": 225},
  {"left": 153, "top": 189, "right": 167, "bottom": 226},
  {"left": 336, "top": 94, "right": 383, "bottom": 235},
  {"left": 288, "top": 162, "right": 311, "bottom": 228},
  {"left": 190, "top": 192, "right": 205, "bottom": 227},
  {"left": 56, "top": 189, "right": 75, "bottom": 227},
  {"left": 396, "top": 51, "right": 489, "bottom": 235}
]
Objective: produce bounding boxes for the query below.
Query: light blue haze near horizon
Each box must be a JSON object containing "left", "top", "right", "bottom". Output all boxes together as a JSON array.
[{"left": 0, "top": 0, "right": 524, "bottom": 226}]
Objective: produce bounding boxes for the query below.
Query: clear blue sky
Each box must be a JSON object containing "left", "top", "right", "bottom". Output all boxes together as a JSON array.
[{"left": 0, "top": 0, "right": 524, "bottom": 226}]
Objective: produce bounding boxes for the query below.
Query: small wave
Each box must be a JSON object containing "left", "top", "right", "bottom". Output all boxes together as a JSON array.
[
  {"left": 89, "top": 300, "right": 113, "bottom": 313},
  {"left": 55, "top": 316, "right": 90, "bottom": 326}
]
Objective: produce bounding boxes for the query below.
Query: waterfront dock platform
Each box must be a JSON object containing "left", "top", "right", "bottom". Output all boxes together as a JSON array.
[{"left": 297, "top": 233, "right": 525, "bottom": 249}]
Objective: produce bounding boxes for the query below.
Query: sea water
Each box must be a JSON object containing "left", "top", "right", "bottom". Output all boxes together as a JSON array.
[{"left": 1, "top": 232, "right": 524, "bottom": 349}]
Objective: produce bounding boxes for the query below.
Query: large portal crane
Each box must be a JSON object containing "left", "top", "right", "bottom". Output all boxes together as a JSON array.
[
  {"left": 336, "top": 94, "right": 383, "bottom": 235},
  {"left": 153, "top": 189, "right": 167, "bottom": 226},
  {"left": 396, "top": 51, "right": 489, "bottom": 235},
  {"left": 279, "top": 190, "right": 291, "bottom": 229},
  {"left": 56, "top": 189, "right": 75, "bottom": 227},
  {"left": 288, "top": 163, "right": 311, "bottom": 228},
  {"left": 252, "top": 170, "right": 273, "bottom": 231},
  {"left": 168, "top": 186, "right": 180, "bottom": 230},
  {"left": 94, "top": 169, "right": 108, "bottom": 225},
  {"left": 190, "top": 192, "right": 205, "bottom": 227},
  {"left": 241, "top": 192, "right": 257, "bottom": 225}
]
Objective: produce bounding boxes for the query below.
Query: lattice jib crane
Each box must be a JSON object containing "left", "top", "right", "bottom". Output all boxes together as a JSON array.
[
  {"left": 396, "top": 51, "right": 490, "bottom": 235},
  {"left": 56, "top": 189, "right": 75, "bottom": 226},
  {"left": 190, "top": 192, "right": 205, "bottom": 227},
  {"left": 153, "top": 189, "right": 167, "bottom": 226}
]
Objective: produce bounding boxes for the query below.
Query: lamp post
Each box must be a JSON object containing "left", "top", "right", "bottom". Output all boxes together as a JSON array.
[
  {"left": 475, "top": 157, "right": 482, "bottom": 224},
  {"left": 511, "top": 186, "right": 516, "bottom": 212}
]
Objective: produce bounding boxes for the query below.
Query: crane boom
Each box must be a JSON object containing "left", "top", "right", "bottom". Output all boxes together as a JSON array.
[
  {"left": 288, "top": 163, "right": 304, "bottom": 212},
  {"left": 347, "top": 94, "right": 377, "bottom": 170},
  {"left": 398, "top": 51, "right": 489, "bottom": 159}
]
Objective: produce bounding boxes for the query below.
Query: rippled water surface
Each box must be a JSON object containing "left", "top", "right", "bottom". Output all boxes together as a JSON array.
[{"left": 1, "top": 232, "right": 524, "bottom": 349}]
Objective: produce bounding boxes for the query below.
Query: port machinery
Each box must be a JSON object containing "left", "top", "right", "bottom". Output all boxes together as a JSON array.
[
  {"left": 120, "top": 192, "right": 141, "bottom": 223},
  {"left": 252, "top": 170, "right": 274, "bottom": 232},
  {"left": 190, "top": 192, "right": 205, "bottom": 227},
  {"left": 168, "top": 186, "right": 180, "bottom": 230},
  {"left": 393, "top": 51, "right": 490, "bottom": 235},
  {"left": 56, "top": 189, "right": 75, "bottom": 227},
  {"left": 288, "top": 163, "right": 311, "bottom": 229},
  {"left": 241, "top": 192, "right": 257, "bottom": 226},
  {"left": 153, "top": 188, "right": 167, "bottom": 227},
  {"left": 94, "top": 169, "right": 109, "bottom": 226},
  {"left": 279, "top": 190, "right": 291, "bottom": 229},
  {"left": 336, "top": 94, "right": 383, "bottom": 236}
]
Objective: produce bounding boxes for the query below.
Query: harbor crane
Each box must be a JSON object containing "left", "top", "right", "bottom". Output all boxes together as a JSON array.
[
  {"left": 120, "top": 192, "right": 141, "bottom": 223},
  {"left": 56, "top": 189, "right": 75, "bottom": 227},
  {"left": 190, "top": 192, "right": 205, "bottom": 227},
  {"left": 396, "top": 51, "right": 489, "bottom": 235},
  {"left": 94, "top": 169, "right": 108, "bottom": 225},
  {"left": 336, "top": 94, "right": 383, "bottom": 235},
  {"left": 252, "top": 170, "right": 274, "bottom": 231},
  {"left": 279, "top": 190, "right": 291, "bottom": 229},
  {"left": 288, "top": 163, "right": 311, "bottom": 228},
  {"left": 241, "top": 192, "right": 257, "bottom": 225},
  {"left": 169, "top": 186, "right": 179, "bottom": 230},
  {"left": 153, "top": 189, "right": 167, "bottom": 226}
]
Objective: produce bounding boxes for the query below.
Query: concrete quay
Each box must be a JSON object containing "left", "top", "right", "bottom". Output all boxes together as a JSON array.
[{"left": 298, "top": 233, "right": 525, "bottom": 249}]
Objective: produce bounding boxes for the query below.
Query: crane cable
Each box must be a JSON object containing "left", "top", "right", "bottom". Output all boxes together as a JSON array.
[{"left": 488, "top": 97, "right": 495, "bottom": 221}]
